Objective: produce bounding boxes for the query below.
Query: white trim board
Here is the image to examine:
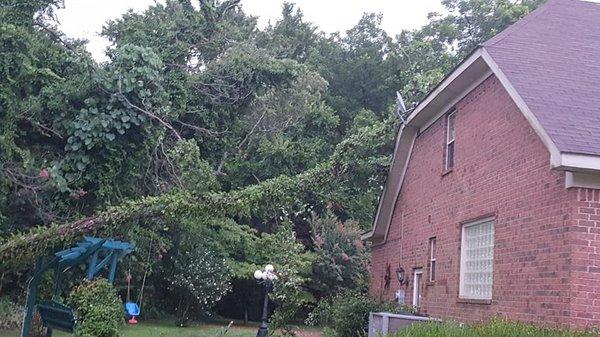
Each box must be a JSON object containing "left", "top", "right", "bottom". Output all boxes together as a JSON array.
[
  {"left": 559, "top": 153, "right": 600, "bottom": 172},
  {"left": 566, "top": 171, "right": 600, "bottom": 189},
  {"left": 419, "top": 70, "right": 493, "bottom": 134}
]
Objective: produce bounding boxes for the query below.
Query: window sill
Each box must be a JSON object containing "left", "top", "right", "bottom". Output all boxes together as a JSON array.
[
  {"left": 441, "top": 168, "right": 453, "bottom": 177},
  {"left": 457, "top": 298, "right": 492, "bottom": 305},
  {"left": 425, "top": 281, "right": 436, "bottom": 286}
]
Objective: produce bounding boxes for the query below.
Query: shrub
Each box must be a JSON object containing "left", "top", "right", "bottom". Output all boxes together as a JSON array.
[
  {"left": 309, "top": 212, "right": 369, "bottom": 298},
  {"left": 166, "top": 243, "right": 231, "bottom": 324},
  {"left": 68, "top": 279, "right": 123, "bottom": 337},
  {"left": 0, "top": 297, "right": 23, "bottom": 331},
  {"left": 258, "top": 223, "right": 315, "bottom": 332},
  {"left": 391, "top": 319, "right": 599, "bottom": 337},
  {"left": 0, "top": 296, "right": 23, "bottom": 330},
  {"left": 306, "top": 290, "right": 408, "bottom": 337}
]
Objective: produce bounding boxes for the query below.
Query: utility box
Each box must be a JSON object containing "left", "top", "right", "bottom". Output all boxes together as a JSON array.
[{"left": 368, "top": 312, "right": 440, "bottom": 337}]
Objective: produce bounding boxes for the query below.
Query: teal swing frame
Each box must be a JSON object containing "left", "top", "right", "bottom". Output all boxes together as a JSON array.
[{"left": 21, "top": 237, "right": 133, "bottom": 337}]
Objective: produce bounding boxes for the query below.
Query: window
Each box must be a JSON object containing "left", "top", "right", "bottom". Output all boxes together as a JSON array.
[
  {"left": 459, "top": 218, "right": 494, "bottom": 300},
  {"left": 428, "top": 237, "right": 437, "bottom": 282},
  {"left": 445, "top": 111, "right": 456, "bottom": 170},
  {"left": 413, "top": 268, "right": 423, "bottom": 308}
]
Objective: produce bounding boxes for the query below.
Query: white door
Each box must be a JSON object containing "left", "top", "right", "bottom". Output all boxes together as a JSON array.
[{"left": 412, "top": 268, "right": 423, "bottom": 308}]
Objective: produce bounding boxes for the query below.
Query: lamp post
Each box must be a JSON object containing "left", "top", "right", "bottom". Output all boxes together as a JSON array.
[{"left": 254, "top": 264, "right": 277, "bottom": 337}]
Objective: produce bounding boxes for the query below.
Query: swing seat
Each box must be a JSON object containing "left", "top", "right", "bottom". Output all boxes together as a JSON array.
[
  {"left": 37, "top": 301, "right": 76, "bottom": 332},
  {"left": 124, "top": 302, "right": 140, "bottom": 316}
]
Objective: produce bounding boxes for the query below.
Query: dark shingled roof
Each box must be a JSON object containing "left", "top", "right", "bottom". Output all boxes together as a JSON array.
[{"left": 483, "top": 0, "right": 600, "bottom": 156}]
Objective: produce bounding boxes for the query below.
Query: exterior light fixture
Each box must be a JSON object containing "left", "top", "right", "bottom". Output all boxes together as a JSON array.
[
  {"left": 396, "top": 265, "right": 408, "bottom": 286},
  {"left": 254, "top": 264, "right": 277, "bottom": 337}
]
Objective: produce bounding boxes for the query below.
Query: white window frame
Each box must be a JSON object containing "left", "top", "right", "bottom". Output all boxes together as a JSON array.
[
  {"left": 428, "top": 237, "right": 436, "bottom": 282},
  {"left": 445, "top": 111, "right": 456, "bottom": 170},
  {"left": 459, "top": 217, "right": 495, "bottom": 301},
  {"left": 412, "top": 268, "right": 423, "bottom": 308}
]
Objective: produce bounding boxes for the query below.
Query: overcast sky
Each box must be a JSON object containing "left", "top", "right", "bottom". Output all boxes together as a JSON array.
[{"left": 56, "top": 0, "right": 446, "bottom": 62}]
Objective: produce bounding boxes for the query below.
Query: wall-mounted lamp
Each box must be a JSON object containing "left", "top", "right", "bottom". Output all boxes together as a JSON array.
[{"left": 396, "top": 265, "right": 409, "bottom": 286}]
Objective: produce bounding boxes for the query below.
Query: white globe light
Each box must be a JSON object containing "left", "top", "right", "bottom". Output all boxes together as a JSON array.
[
  {"left": 265, "top": 264, "right": 274, "bottom": 272},
  {"left": 254, "top": 270, "right": 264, "bottom": 280}
]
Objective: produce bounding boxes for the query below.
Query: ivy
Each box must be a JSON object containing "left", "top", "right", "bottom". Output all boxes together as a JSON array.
[{"left": 0, "top": 116, "right": 393, "bottom": 270}]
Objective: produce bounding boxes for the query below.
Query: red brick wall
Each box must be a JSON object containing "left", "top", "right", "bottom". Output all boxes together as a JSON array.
[
  {"left": 370, "top": 75, "right": 587, "bottom": 327},
  {"left": 569, "top": 188, "right": 600, "bottom": 328}
]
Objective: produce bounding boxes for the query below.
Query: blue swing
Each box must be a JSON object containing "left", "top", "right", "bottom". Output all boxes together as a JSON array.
[
  {"left": 124, "top": 270, "right": 145, "bottom": 324},
  {"left": 124, "top": 302, "right": 140, "bottom": 324}
]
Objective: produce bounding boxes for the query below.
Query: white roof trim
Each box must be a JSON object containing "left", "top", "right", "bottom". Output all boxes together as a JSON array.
[
  {"left": 406, "top": 49, "right": 486, "bottom": 126},
  {"left": 419, "top": 68, "right": 493, "bottom": 134},
  {"left": 366, "top": 46, "right": 600, "bottom": 244},
  {"left": 559, "top": 153, "right": 600, "bottom": 172},
  {"left": 366, "top": 49, "right": 491, "bottom": 243},
  {"left": 565, "top": 171, "right": 600, "bottom": 189}
]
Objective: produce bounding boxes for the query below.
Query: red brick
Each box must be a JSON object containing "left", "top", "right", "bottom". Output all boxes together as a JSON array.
[{"left": 370, "top": 76, "right": 600, "bottom": 329}]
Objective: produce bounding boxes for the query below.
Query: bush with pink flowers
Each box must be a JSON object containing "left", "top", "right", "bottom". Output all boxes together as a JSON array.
[{"left": 309, "top": 212, "right": 369, "bottom": 298}]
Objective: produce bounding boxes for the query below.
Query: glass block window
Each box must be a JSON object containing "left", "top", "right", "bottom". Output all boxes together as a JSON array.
[{"left": 459, "top": 218, "right": 495, "bottom": 300}]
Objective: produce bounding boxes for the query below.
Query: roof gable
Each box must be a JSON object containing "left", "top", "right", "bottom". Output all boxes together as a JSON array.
[{"left": 366, "top": 0, "right": 600, "bottom": 243}]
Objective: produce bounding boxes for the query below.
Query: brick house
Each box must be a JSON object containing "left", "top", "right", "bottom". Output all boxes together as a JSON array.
[{"left": 363, "top": 0, "right": 600, "bottom": 329}]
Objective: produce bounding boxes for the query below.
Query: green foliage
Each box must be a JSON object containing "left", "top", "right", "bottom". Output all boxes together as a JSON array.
[
  {"left": 0, "top": 296, "right": 23, "bottom": 330},
  {"left": 259, "top": 223, "right": 315, "bottom": 330},
  {"left": 0, "top": 0, "right": 547, "bottom": 325},
  {"left": 309, "top": 212, "right": 369, "bottom": 298},
  {"left": 165, "top": 243, "right": 231, "bottom": 323},
  {"left": 256, "top": 3, "right": 318, "bottom": 62},
  {"left": 67, "top": 279, "right": 123, "bottom": 337},
  {"left": 422, "top": 0, "right": 544, "bottom": 57},
  {"left": 390, "top": 318, "right": 599, "bottom": 337},
  {"left": 167, "top": 139, "right": 220, "bottom": 195},
  {"left": 0, "top": 0, "right": 62, "bottom": 27},
  {"left": 306, "top": 291, "right": 407, "bottom": 337},
  {"left": 60, "top": 44, "right": 169, "bottom": 201}
]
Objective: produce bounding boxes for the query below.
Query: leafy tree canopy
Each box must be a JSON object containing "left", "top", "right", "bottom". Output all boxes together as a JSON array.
[{"left": 0, "top": 0, "right": 543, "bottom": 325}]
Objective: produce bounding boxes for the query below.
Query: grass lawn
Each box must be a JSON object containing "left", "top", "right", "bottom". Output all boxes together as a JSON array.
[{"left": 0, "top": 321, "right": 260, "bottom": 337}]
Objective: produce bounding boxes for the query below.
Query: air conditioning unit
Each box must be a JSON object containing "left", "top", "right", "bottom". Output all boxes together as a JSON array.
[{"left": 368, "top": 312, "right": 440, "bottom": 337}]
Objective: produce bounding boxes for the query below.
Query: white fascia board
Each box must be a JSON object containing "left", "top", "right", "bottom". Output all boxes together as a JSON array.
[
  {"left": 483, "top": 49, "right": 600, "bottom": 173},
  {"left": 419, "top": 69, "right": 493, "bottom": 134},
  {"left": 361, "top": 230, "right": 374, "bottom": 241},
  {"left": 368, "top": 124, "right": 406, "bottom": 241},
  {"left": 565, "top": 171, "right": 600, "bottom": 189},
  {"left": 406, "top": 49, "right": 484, "bottom": 126},
  {"left": 482, "top": 49, "right": 600, "bottom": 173},
  {"left": 382, "top": 128, "right": 417, "bottom": 243},
  {"left": 368, "top": 124, "right": 418, "bottom": 244},
  {"left": 559, "top": 153, "right": 600, "bottom": 172}
]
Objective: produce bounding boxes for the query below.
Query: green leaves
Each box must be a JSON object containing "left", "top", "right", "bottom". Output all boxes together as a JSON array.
[
  {"left": 0, "top": 0, "right": 548, "bottom": 324},
  {"left": 309, "top": 212, "right": 369, "bottom": 297},
  {"left": 68, "top": 279, "right": 122, "bottom": 337},
  {"left": 166, "top": 242, "right": 232, "bottom": 323}
]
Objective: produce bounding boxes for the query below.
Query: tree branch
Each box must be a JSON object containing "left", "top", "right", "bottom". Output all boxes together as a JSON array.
[
  {"left": 176, "top": 120, "right": 224, "bottom": 137},
  {"left": 117, "top": 93, "right": 183, "bottom": 141}
]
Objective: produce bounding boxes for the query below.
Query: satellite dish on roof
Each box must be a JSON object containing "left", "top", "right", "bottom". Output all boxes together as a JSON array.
[{"left": 396, "top": 91, "right": 407, "bottom": 124}]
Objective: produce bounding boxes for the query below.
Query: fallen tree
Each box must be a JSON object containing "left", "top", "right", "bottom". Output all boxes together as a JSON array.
[
  {"left": 0, "top": 161, "right": 336, "bottom": 270},
  {"left": 0, "top": 117, "right": 395, "bottom": 271}
]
